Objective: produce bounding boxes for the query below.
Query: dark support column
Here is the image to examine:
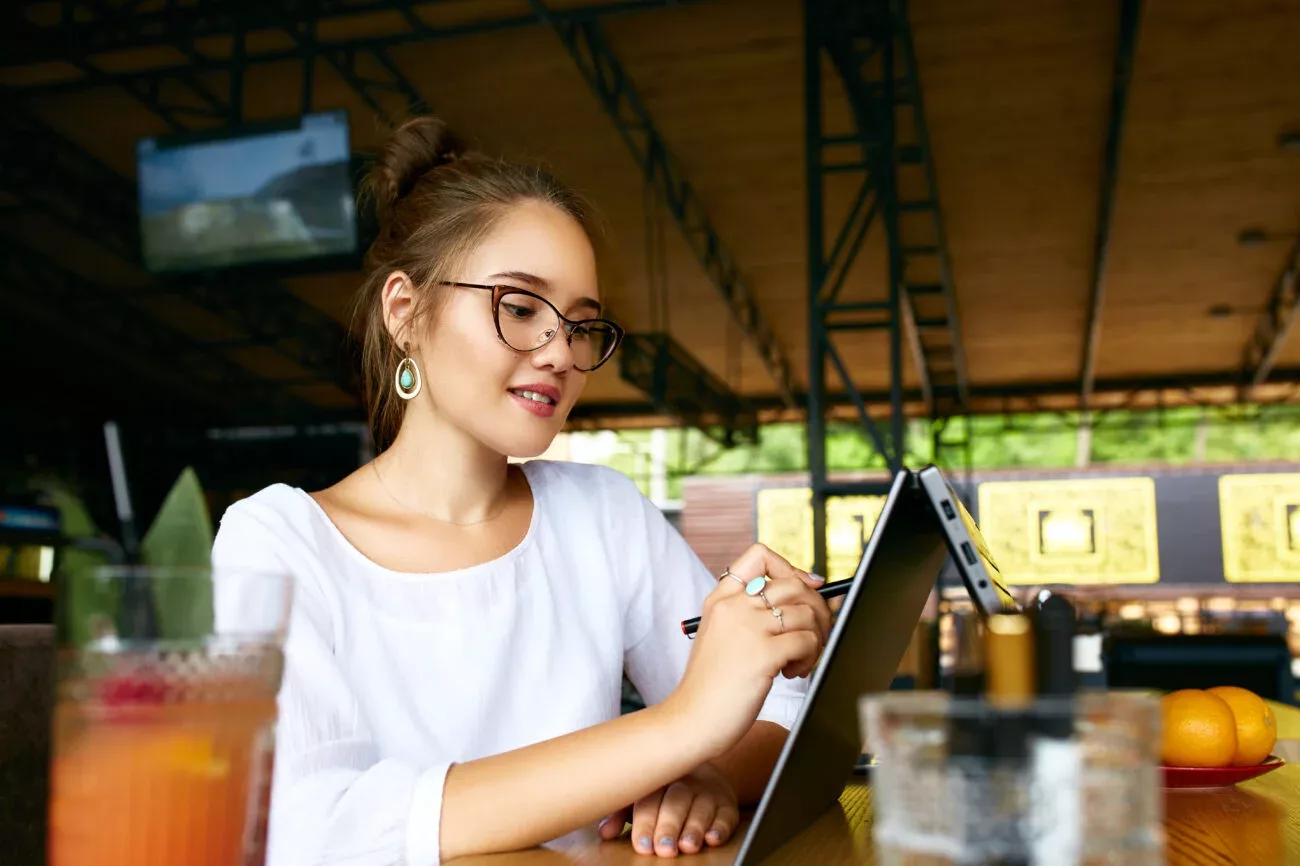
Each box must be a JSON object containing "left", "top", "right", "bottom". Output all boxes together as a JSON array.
[
  {"left": 805, "top": 0, "right": 830, "bottom": 576},
  {"left": 881, "top": 16, "right": 906, "bottom": 464},
  {"left": 804, "top": 0, "right": 967, "bottom": 576}
]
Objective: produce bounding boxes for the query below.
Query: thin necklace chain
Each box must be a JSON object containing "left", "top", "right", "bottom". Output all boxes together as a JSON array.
[{"left": 370, "top": 460, "right": 508, "bottom": 527}]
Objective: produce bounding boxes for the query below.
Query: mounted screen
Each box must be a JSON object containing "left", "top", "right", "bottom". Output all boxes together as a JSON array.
[{"left": 137, "top": 110, "right": 358, "bottom": 274}]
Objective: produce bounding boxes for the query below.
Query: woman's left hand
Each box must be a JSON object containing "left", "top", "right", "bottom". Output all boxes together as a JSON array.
[{"left": 598, "top": 762, "right": 739, "bottom": 857}]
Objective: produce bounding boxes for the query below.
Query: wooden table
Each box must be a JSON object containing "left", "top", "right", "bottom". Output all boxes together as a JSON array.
[
  {"left": 457, "top": 704, "right": 1300, "bottom": 864},
  {"left": 456, "top": 771, "right": 1300, "bottom": 865}
]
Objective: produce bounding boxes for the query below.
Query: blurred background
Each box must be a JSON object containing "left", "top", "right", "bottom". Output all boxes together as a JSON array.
[{"left": 2, "top": 0, "right": 1300, "bottom": 697}]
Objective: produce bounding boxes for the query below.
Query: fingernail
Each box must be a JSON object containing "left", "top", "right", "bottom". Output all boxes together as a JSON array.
[
  {"left": 638, "top": 835, "right": 652, "bottom": 851},
  {"left": 659, "top": 836, "right": 676, "bottom": 849},
  {"left": 706, "top": 830, "right": 721, "bottom": 844},
  {"left": 810, "top": 572, "right": 826, "bottom": 584},
  {"left": 682, "top": 834, "right": 699, "bottom": 847}
]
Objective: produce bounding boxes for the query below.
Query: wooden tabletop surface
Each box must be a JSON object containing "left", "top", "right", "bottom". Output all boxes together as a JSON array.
[
  {"left": 454, "top": 701, "right": 1300, "bottom": 865},
  {"left": 455, "top": 767, "right": 1300, "bottom": 865}
]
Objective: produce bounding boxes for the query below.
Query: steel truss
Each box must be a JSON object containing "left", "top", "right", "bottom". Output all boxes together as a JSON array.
[
  {"left": 1, "top": 100, "right": 140, "bottom": 262},
  {"left": 0, "top": 2, "right": 235, "bottom": 131},
  {"left": 804, "top": 0, "right": 968, "bottom": 574},
  {"left": 0, "top": 236, "right": 305, "bottom": 420},
  {"left": 618, "top": 334, "right": 760, "bottom": 448},
  {"left": 535, "top": 2, "right": 797, "bottom": 422},
  {"left": 4, "top": 0, "right": 719, "bottom": 425},
  {"left": 1079, "top": 0, "right": 1143, "bottom": 411},
  {"left": 567, "top": 368, "right": 1300, "bottom": 428},
  {"left": 0, "top": 93, "right": 361, "bottom": 401},
  {"left": 3, "top": 1, "right": 702, "bottom": 96},
  {"left": 1243, "top": 236, "right": 1300, "bottom": 389}
]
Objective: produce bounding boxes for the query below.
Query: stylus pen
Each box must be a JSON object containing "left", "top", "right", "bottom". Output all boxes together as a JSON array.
[{"left": 679, "top": 577, "right": 847, "bottom": 638}]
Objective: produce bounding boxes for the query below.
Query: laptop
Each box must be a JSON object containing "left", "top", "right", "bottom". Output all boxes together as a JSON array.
[{"left": 731, "top": 465, "right": 1017, "bottom": 864}]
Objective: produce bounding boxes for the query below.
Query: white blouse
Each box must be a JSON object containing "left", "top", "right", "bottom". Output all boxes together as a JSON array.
[{"left": 211, "top": 459, "right": 808, "bottom": 866}]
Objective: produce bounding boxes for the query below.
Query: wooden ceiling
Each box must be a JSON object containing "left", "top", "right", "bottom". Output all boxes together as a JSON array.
[{"left": 2, "top": 0, "right": 1299, "bottom": 431}]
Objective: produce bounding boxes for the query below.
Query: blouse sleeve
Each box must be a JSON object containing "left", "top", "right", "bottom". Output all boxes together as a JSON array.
[
  {"left": 608, "top": 471, "right": 809, "bottom": 732},
  {"left": 212, "top": 502, "right": 452, "bottom": 866}
]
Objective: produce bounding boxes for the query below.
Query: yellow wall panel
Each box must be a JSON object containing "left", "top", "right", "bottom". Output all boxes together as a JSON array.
[
  {"left": 976, "top": 477, "right": 1160, "bottom": 585},
  {"left": 755, "top": 488, "right": 886, "bottom": 581},
  {"left": 1219, "top": 474, "right": 1300, "bottom": 583}
]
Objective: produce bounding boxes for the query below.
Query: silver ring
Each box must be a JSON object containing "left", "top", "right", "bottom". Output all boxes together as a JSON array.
[
  {"left": 771, "top": 606, "right": 784, "bottom": 631},
  {"left": 759, "top": 589, "right": 775, "bottom": 610},
  {"left": 720, "top": 567, "right": 746, "bottom": 588}
]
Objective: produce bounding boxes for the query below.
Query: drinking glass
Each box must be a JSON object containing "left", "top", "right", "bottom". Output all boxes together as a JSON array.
[
  {"left": 47, "top": 565, "right": 292, "bottom": 866},
  {"left": 860, "top": 690, "right": 1164, "bottom": 865}
]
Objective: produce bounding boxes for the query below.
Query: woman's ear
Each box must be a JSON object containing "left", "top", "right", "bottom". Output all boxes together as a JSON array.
[{"left": 381, "top": 271, "right": 416, "bottom": 346}]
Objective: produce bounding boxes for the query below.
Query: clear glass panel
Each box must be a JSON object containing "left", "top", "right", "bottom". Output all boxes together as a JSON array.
[{"left": 860, "top": 690, "right": 1164, "bottom": 865}]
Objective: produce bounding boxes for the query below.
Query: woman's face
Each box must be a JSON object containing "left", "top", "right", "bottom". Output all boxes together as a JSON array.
[{"left": 413, "top": 200, "right": 603, "bottom": 458}]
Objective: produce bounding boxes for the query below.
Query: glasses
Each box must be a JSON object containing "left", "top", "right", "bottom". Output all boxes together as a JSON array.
[{"left": 442, "top": 281, "right": 624, "bottom": 372}]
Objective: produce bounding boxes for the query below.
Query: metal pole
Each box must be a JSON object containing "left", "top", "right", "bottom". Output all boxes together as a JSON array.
[
  {"left": 882, "top": 0, "right": 905, "bottom": 470},
  {"left": 805, "top": 0, "right": 829, "bottom": 578}
]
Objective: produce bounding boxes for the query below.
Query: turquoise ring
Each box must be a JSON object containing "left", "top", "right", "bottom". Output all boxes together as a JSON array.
[{"left": 744, "top": 575, "right": 772, "bottom": 597}]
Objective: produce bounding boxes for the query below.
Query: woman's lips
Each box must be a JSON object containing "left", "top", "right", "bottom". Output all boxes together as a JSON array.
[{"left": 508, "top": 386, "right": 559, "bottom": 418}]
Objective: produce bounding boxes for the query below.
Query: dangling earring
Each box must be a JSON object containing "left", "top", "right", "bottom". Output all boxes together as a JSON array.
[{"left": 395, "top": 342, "right": 422, "bottom": 400}]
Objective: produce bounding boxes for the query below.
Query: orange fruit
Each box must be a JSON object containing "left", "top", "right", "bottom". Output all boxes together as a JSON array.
[
  {"left": 1160, "top": 689, "right": 1238, "bottom": 768},
  {"left": 1207, "top": 686, "right": 1277, "bottom": 766}
]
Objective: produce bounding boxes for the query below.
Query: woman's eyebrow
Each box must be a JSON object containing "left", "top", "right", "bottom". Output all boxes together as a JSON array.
[
  {"left": 488, "top": 270, "right": 548, "bottom": 288},
  {"left": 488, "top": 271, "right": 603, "bottom": 316}
]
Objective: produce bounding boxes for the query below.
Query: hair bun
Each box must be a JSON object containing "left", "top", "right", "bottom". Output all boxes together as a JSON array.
[{"left": 366, "top": 115, "right": 468, "bottom": 218}]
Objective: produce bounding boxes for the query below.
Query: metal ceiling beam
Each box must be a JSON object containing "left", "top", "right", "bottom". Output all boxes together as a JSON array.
[
  {"left": 568, "top": 366, "right": 1300, "bottom": 422},
  {"left": 893, "top": 1, "right": 969, "bottom": 414},
  {"left": 89, "top": 0, "right": 236, "bottom": 130},
  {"left": 0, "top": 92, "right": 361, "bottom": 400},
  {"left": 0, "top": 236, "right": 306, "bottom": 420},
  {"left": 0, "top": 3, "right": 234, "bottom": 132},
  {"left": 317, "top": 44, "right": 427, "bottom": 121},
  {"left": 1079, "top": 0, "right": 1143, "bottom": 411},
  {"left": 1243, "top": 236, "right": 1300, "bottom": 388},
  {"left": 618, "top": 333, "right": 760, "bottom": 448},
  {"left": 0, "top": 101, "right": 140, "bottom": 261},
  {"left": 532, "top": 2, "right": 799, "bottom": 407},
  {"left": 3, "top": 1, "right": 702, "bottom": 94}
]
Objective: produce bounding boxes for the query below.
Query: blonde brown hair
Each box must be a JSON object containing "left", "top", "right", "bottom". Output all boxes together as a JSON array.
[{"left": 354, "top": 116, "right": 601, "bottom": 450}]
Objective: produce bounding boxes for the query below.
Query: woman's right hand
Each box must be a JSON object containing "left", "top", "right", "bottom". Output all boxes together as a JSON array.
[{"left": 666, "top": 544, "right": 832, "bottom": 759}]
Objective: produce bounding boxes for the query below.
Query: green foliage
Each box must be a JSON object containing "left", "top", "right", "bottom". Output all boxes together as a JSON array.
[
  {"left": 967, "top": 415, "right": 1078, "bottom": 468},
  {"left": 584, "top": 405, "right": 1300, "bottom": 498}
]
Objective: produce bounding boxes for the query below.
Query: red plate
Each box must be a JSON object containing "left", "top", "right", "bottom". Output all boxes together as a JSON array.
[{"left": 1162, "top": 756, "right": 1285, "bottom": 789}]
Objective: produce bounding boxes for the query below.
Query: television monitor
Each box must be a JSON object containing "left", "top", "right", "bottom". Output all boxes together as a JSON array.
[{"left": 137, "top": 110, "right": 359, "bottom": 274}]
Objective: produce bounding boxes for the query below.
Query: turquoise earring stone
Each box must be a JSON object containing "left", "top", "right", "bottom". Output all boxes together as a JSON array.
[
  {"left": 745, "top": 576, "right": 770, "bottom": 596},
  {"left": 399, "top": 366, "right": 414, "bottom": 391}
]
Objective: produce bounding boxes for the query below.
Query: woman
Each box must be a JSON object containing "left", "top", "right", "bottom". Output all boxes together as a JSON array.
[{"left": 212, "top": 116, "right": 832, "bottom": 865}]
